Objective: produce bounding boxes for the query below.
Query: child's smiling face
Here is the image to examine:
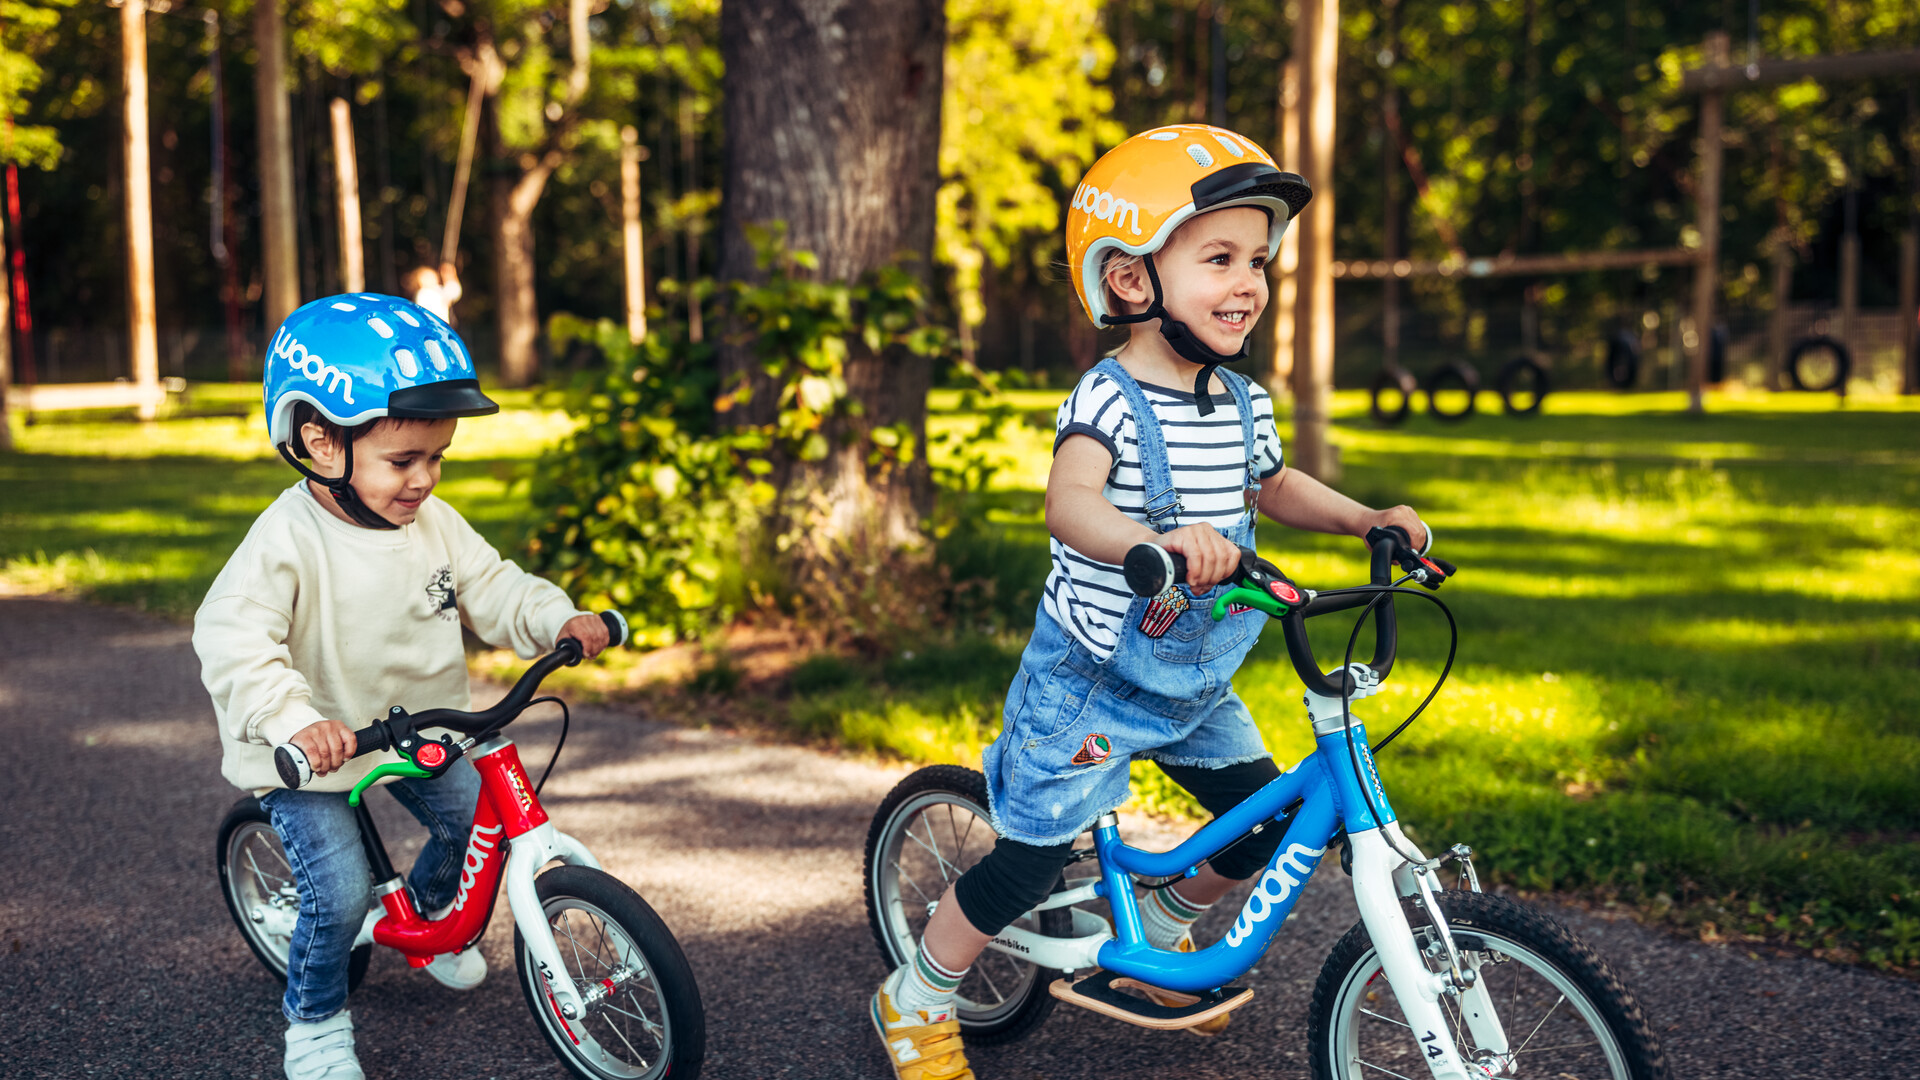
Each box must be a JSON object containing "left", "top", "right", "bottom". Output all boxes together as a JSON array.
[
  {"left": 1115, "top": 206, "right": 1271, "bottom": 356},
  {"left": 302, "top": 417, "right": 457, "bottom": 527}
]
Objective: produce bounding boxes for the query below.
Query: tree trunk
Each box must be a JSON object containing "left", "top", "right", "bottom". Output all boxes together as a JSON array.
[
  {"left": 254, "top": 0, "right": 299, "bottom": 329},
  {"left": 0, "top": 208, "right": 11, "bottom": 453},
  {"left": 330, "top": 98, "right": 365, "bottom": 294},
  {"left": 487, "top": 126, "right": 553, "bottom": 388},
  {"left": 1290, "top": 0, "right": 1339, "bottom": 480},
  {"left": 717, "top": 0, "right": 946, "bottom": 542},
  {"left": 122, "top": 0, "right": 159, "bottom": 421}
]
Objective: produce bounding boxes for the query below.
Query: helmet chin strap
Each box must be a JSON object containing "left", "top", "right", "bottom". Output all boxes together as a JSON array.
[
  {"left": 276, "top": 438, "right": 401, "bottom": 531},
  {"left": 1099, "top": 253, "right": 1250, "bottom": 415}
]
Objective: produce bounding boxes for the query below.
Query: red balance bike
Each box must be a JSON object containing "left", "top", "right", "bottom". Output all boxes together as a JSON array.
[{"left": 216, "top": 612, "right": 705, "bottom": 1080}]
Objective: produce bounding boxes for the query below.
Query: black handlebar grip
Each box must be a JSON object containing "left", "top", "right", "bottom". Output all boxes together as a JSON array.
[
  {"left": 273, "top": 744, "right": 309, "bottom": 789},
  {"left": 598, "top": 610, "right": 630, "bottom": 648},
  {"left": 1123, "top": 544, "right": 1186, "bottom": 596}
]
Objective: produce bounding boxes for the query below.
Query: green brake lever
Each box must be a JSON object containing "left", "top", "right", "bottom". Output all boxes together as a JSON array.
[
  {"left": 1212, "top": 586, "right": 1287, "bottom": 621},
  {"left": 348, "top": 758, "right": 432, "bottom": 807}
]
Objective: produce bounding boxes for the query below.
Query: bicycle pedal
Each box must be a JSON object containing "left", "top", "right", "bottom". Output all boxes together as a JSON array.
[{"left": 1048, "top": 969, "right": 1253, "bottom": 1031}]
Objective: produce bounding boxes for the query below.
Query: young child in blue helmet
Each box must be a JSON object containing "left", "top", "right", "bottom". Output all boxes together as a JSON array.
[{"left": 194, "top": 294, "right": 610, "bottom": 1080}]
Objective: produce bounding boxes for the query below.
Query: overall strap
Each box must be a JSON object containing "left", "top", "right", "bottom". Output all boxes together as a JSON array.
[
  {"left": 1092, "top": 357, "right": 1181, "bottom": 533},
  {"left": 1213, "top": 367, "right": 1260, "bottom": 530}
]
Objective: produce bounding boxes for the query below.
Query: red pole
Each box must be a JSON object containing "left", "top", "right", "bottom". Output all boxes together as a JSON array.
[{"left": 5, "top": 119, "right": 34, "bottom": 391}]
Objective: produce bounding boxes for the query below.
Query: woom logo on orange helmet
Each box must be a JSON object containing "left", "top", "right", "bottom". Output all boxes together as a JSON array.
[{"left": 1071, "top": 182, "right": 1144, "bottom": 237}]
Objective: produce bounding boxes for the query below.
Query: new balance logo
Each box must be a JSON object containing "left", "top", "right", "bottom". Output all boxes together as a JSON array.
[
  {"left": 890, "top": 1037, "right": 920, "bottom": 1062},
  {"left": 1223, "top": 843, "right": 1325, "bottom": 947},
  {"left": 1072, "top": 182, "right": 1144, "bottom": 236},
  {"left": 271, "top": 327, "right": 357, "bottom": 405}
]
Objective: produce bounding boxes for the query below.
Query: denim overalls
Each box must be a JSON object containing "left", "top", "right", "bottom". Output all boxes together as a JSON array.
[{"left": 983, "top": 359, "right": 1273, "bottom": 847}]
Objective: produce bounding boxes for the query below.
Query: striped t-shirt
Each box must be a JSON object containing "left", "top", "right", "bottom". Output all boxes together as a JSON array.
[{"left": 1043, "top": 367, "right": 1285, "bottom": 659}]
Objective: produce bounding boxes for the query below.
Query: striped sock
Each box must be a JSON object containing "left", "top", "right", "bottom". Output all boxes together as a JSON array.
[
  {"left": 1140, "top": 883, "right": 1212, "bottom": 949},
  {"left": 887, "top": 946, "right": 968, "bottom": 1024}
]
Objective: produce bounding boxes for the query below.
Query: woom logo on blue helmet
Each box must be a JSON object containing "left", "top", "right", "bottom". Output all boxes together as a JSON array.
[
  {"left": 268, "top": 326, "right": 357, "bottom": 405},
  {"left": 1071, "top": 182, "right": 1144, "bottom": 237}
]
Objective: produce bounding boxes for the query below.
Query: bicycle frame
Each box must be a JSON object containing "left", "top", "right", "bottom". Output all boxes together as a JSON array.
[
  {"left": 346, "top": 734, "right": 606, "bottom": 1024},
  {"left": 984, "top": 686, "right": 1503, "bottom": 1080}
]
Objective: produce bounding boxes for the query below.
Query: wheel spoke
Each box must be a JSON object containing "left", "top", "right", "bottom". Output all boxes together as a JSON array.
[
  {"left": 1514, "top": 993, "right": 1567, "bottom": 1058},
  {"left": 1353, "top": 1057, "right": 1420, "bottom": 1080},
  {"left": 973, "top": 954, "right": 1007, "bottom": 1004},
  {"left": 1358, "top": 1007, "right": 1411, "bottom": 1029},
  {"left": 893, "top": 860, "right": 933, "bottom": 903},
  {"left": 905, "top": 817, "right": 961, "bottom": 882}
]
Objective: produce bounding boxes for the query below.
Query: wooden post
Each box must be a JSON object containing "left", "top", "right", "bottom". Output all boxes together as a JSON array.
[
  {"left": 0, "top": 209, "right": 11, "bottom": 452},
  {"left": 1686, "top": 31, "right": 1727, "bottom": 414},
  {"left": 1290, "top": 0, "right": 1339, "bottom": 480},
  {"left": 1903, "top": 86, "right": 1918, "bottom": 395},
  {"left": 1767, "top": 233, "right": 1793, "bottom": 390},
  {"left": 330, "top": 98, "right": 365, "bottom": 294},
  {"left": 255, "top": 0, "right": 299, "bottom": 328},
  {"left": 1264, "top": 59, "right": 1300, "bottom": 392},
  {"left": 122, "top": 0, "right": 159, "bottom": 421},
  {"left": 621, "top": 125, "right": 647, "bottom": 344}
]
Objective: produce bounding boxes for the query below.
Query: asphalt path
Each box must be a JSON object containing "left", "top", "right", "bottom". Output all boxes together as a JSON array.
[{"left": 3, "top": 596, "right": 1917, "bottom": 1078}]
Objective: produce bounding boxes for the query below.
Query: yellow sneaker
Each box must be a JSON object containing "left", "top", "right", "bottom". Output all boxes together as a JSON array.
[
  {"left": 871, "top": 980, "right": 975, "bottom": 1080},
  {"left": 1139, "top": 934, "right": 1234, "bottom": 1036}
]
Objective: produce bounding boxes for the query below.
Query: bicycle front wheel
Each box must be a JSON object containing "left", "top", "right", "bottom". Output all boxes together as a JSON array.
[
  {"left": 1309, "top": 889, "right": 1669, "bottom": 1080},
  {"left": 515, "top": 865, "right": 706, "bottom": 1080}
]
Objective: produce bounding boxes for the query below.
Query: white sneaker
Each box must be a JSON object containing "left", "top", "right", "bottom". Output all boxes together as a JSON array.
[
  {"left": 285, "top": 1011, "right": 364, "bottom": 1080},
  {"left": 420, "top": 904, "right": 487, "bottom": 990}
]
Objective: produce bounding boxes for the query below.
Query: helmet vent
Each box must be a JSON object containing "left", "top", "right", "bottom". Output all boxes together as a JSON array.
[
  {"left": 330, "top": 301, "right": 357, "bottom": 312},
  {"left": 1214, "top": 132, "right": 1247, "bottom": 157},
  {"left": 394, "top": 348, "right": 419, "bottom": 378},
  {"left": 1187, "top": 143, "right": 1215, "bottom": 168},
  {"left": 395, "top": 309, "right": 421, "bottom": 328},
  {"left": 1147, "top": 129, "right": 1179, "bottom": 141},
  {"left": 367, "top": 317, "right": 394, "bottom": 339},
  {"left": 425, "top": 340, "right": 450, "bottom": 372}
]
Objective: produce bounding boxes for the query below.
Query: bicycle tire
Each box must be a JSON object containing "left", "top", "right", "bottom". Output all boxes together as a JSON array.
[
  {"left": 1424, "top": 361, "right": 1481, "bottom": 422},
  {"left": 1495, "top": 356, "right": 1550, "bottom": 416},
  {"left": 1307, "top": 889, "right": 1670, "bottom": 1080},
  {"left": 515, "top": 864, "right": 706, "bottom": 1080},
  {"left": 216, "top": 796, "right": 372, "bottom": 993},
  {"left": 1605, "top": 329, "right": 1640, "bottom": 389},
  {"left": 1788, "top": 335, "right": 1851, "bottom": 393},
  {"left": 1369, "top": 368, "right": 1418, "bottom": 427},
  {"left": 863, "top": 764, "right": 1073, "bottom": 1045}
]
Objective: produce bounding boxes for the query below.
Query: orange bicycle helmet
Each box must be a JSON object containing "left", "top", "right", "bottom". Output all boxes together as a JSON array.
[{"left": 1066, "top": 124, "right": 1311, "bottom": 412}]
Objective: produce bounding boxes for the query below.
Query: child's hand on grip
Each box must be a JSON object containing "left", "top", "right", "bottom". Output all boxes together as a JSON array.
[
  {"left": 1159, "top": 523, "right": 1240, "bottom": 592},
  {"left": 557, "top": 613, "right": 610, "bottom": 658},
  {"left": 289, "top": 719, "right": 356, "bottom": 777}
]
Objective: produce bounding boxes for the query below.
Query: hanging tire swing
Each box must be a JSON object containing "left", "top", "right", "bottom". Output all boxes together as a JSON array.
[
  {"left": 1605, "top": 329, "right": 1640, "bottom": 389},
  {"left": 1369, "top": 367, "right": 1418, "bottom": 427},
  {"left": 1787, "top": 335, "right": 1851, "bottom": 393},
  {"left": 1424, "top": 361, "right": 1481, "bottom": 422},
  {"left": 1496, "top": 356, "right": 1550, "bottom": 415}
]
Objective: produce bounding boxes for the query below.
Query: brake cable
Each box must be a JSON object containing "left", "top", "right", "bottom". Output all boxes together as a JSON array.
[{"left": 529, "top": 695, "right": 571, "bottom": 794}]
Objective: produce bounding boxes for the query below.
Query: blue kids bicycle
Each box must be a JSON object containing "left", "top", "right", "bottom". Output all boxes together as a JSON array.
[{"left": 864, "top": 528, "right": 1668, "bottom": 1080}]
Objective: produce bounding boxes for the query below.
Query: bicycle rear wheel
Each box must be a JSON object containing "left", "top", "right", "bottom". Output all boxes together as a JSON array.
[
  {"left": 863, "top": 765, "right": 1072, "bottom": 1044},
  {"left": 515, "top": 865, "right": 706, "bottom": 1080},
  {"left": 1308, "top": 889, "right": 1669, "bottom": 1080},
  {"left": 216, "top": 796, "right": 371, "bottom": 992}
]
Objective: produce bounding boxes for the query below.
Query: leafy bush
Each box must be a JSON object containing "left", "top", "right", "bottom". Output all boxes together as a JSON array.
[{"left": 524, "top": 227, "right": 953, "bottom": 648}]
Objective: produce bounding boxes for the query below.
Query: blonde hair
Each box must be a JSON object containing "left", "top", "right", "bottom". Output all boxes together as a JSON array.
[{"left": 1099, "top": 249, "right": 1145, "bottom": 318}]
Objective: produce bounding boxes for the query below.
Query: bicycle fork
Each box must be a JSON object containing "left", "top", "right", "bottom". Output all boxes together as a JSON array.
[{"left": 1348, "top": 823, "right": 1509, "bottom": 1080}]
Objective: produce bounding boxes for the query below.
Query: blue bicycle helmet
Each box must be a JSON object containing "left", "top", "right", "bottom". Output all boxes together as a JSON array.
[{"left": 264, "top": 293, "right": 498, "bottom": 529}]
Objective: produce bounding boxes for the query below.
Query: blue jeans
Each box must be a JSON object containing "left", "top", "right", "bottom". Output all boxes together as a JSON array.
[{"left": 259, "top": 758, "right": 481, "bottom": 1022}]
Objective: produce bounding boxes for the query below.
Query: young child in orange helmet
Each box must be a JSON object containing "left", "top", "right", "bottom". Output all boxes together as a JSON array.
[{"left": 870, "top": 125, "right": 1435, "bottom": 1079}]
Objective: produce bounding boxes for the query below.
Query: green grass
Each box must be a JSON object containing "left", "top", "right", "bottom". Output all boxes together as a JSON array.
[
  {"left": 1, "top": 385, "right": 574, "bottom": 615},
  {"left": 9, "top": 382, "right": 1920, "bottom": 966}
]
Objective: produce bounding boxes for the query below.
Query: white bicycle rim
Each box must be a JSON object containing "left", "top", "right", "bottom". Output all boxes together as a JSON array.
[{"left": 525, "top": 895, "right": 674, "bottom": 1080}]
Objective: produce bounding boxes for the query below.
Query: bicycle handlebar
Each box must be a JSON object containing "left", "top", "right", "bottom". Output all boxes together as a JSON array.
[
  {"left": 1121, "top": 528, "right": 1454, "bottom": 700},
  {"left": 273, "top": 611, "right": 630, "bottom": 790}
]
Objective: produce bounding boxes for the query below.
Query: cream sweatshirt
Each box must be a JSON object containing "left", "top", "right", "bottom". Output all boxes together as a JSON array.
[{"left": 195, "top": 482, "right": 588, "bottom": 795}]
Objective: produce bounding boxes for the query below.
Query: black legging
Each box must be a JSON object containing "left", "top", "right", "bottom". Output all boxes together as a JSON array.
[{"left": 953, "top": 757, "right": 1286, "bottom": 936}]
